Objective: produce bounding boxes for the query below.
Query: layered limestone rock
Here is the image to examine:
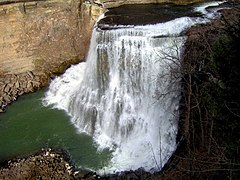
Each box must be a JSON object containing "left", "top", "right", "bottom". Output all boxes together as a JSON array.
[
  {"left": 0, "top": 0, "right": 104, "bottom": 111},
  {"left": 0, "top": 0, "right": 205, "bottom": 111},
  {"left": 0, "top": 0, "right": 206, "bottom": 76},
  {"left": 0, "top": 0, "right": 104, "bottom": 75}
]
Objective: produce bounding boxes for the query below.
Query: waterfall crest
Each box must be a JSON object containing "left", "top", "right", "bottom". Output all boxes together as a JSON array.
[{"left": 43, "top": 1, "right": 224, "bottom": 173}]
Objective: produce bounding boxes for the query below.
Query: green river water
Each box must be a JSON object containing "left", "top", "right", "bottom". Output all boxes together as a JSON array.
[
  {"left": 0, "top": 1, "right": 223, "bottom": 172},
  {"left": 0, "top": 90, "right": 111, "bottom": 170}
]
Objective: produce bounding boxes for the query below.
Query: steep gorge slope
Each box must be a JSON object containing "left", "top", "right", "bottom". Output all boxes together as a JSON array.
[{"left": 0, "top": 0, "right": 103, "bottom": 110}]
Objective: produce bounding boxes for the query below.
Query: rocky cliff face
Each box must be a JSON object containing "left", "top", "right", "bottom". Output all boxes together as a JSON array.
[
  {"left": 0, "top": 0, "right": 204, "bottom": 110},
  {"left": 0, "top": 0, "right": 104, "bottom": 75},
  {"left": 0, "top": 0, "right": 104, "bottom": 111},
  {"left": 0, "top": 0, "right": 205, "bottom": 76}
]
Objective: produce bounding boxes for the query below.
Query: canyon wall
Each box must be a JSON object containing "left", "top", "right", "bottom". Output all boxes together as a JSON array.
[
  {"left": 0, "top": 0, "right": 104, "bottom": 111},
  {"left": 0, "top": 0, "right": 204, "bottom": 111},
  {"left": 0, "top": 0, "right": 204, "bottom": 76},
  {"left": 0, "top": 0, "right": 104, "bottom": 75}
]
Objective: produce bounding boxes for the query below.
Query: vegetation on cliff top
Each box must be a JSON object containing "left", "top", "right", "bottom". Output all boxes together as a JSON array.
[
  {"left": 160, "top": 5, "right": 240, "bottom": 179},
  {"left": 0, "top": 1, "right": 240, "bottom": 179}
]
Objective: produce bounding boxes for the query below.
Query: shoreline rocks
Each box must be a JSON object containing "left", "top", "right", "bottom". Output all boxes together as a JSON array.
[
  {"left": 0, "top": 71, "right": 48, "bottom": 112},
  {"left": 0, "top": 0, "right": 239, "bottom": 179},
  {"left": 0, "top": 0, "right": 105, "bottom": 113},
  {"left": 0, "top": 148, "right": 75, "bottom": 179},
  {"left": 0, "top": 148, "right": 159, "bottom": 180}
]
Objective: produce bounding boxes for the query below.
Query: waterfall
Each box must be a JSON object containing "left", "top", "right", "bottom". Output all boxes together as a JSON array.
[{"left": 43, "top": 1, "right": 224, "bottom": 173}]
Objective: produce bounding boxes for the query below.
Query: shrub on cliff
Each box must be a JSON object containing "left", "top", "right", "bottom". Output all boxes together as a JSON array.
[{"left": 161, "top": 7, "right": 240, "bottom": 180}]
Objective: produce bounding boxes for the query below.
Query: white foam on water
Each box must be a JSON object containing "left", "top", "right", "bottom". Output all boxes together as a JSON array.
[
  {"left": 43, "top": 63, "right": 86, "bottom": 112},
  {"left": 194, "top": 1, "right": 225, "bottom": 15},
  {"left": 43, "top": 1, "right": 224, "bottom": 174}
]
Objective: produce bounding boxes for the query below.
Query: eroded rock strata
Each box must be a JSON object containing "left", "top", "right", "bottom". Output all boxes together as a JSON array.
[
  {"left": 0, "top": 0, "right": 104, "bottom": 111},
  {"left": 0, "top": 0, "right": 239, "bottom": 179},
  {"left": 0, "top": 0, "right": 205, "bottom": 111}
]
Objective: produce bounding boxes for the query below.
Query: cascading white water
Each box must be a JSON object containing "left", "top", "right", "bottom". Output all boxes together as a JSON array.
[{"left": 43, "top": 1, "right": 224, "bottom": 173}]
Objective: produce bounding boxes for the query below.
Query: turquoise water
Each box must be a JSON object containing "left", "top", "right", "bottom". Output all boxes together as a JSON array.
[{"left": 0, "top": 90, "right": 111, "bottom": 170}]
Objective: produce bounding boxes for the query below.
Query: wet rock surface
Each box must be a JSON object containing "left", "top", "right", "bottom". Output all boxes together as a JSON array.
[
  {"left": 97, "top": 3, "right": 200, "bottom": 28},
  {"left": 0, "top": 1, "right": 239, "bottom": 180},
  {"left": 0, "top": 71, "right": 48, "bottom": 112},
  {"left": 98, "top": 169, "right": 158, "bottom": 180},
  {"left": 0, "top": 148, "right": 75, "bottom": 180},
  {"left": 0, "top": 148, "right": 159, "bottom": 180}
]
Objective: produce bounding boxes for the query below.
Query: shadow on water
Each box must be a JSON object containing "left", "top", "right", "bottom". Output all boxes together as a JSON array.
[
  {"left": 0, "top": 90, "right": 111, "bottom": 170},
  {"left": 98, "top": 3, "right": 202, "bottom": 27}
]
